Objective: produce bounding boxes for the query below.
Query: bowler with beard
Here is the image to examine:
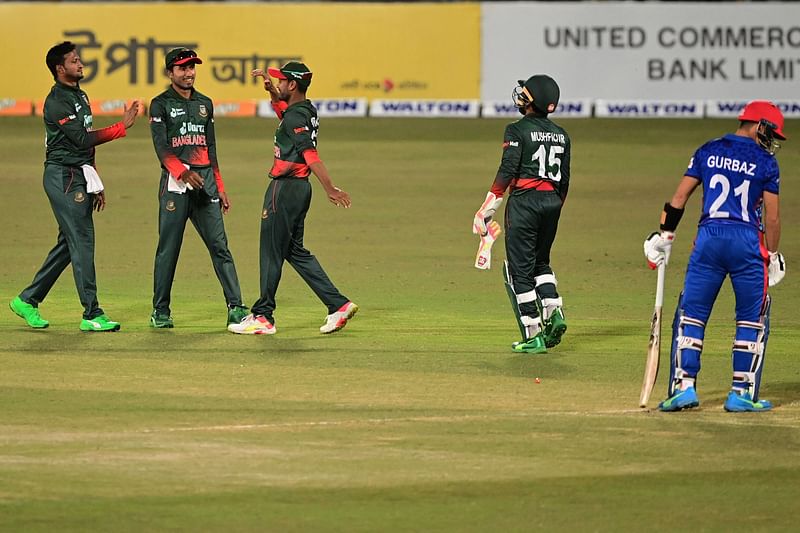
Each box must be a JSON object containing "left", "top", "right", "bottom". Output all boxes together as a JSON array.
[
  {"left": 147, "top": 47, "right": 247, "bottom": 329},
  {"left": 9, "top": 41, "right": 140, "bottom": 332}
]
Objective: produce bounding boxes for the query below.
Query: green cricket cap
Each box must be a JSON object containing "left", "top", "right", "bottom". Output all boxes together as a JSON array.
[
  {"left": 267, "top": 61, "right": 312, "bottom": 88},
  {"left": 165, "top": 47, "right": 203, "bottom": 69}
]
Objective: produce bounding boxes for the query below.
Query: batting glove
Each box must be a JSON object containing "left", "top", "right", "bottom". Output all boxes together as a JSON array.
[
  {"left": 768, "top": 251, "right": 786, "bottom": 287},
  {"left": 643, "top": 231, "right": 675, "bottom": 269},
  {"left": 473, "top": 192, "right": 503, "bottom": 236}
]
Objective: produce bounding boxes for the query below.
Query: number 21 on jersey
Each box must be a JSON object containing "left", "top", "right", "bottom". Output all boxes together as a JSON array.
[{"left": 708, "top": 173, "right": 750, "bottom": 222}]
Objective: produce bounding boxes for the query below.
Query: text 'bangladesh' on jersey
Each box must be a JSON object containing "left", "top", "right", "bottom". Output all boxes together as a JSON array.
[
  {"left": 270, "top": 100, "right": 318, "bottom": 179},
  {"left": 686, "top": 133, "right": 779, "bottom": 231},
  {"left": 44, "top": 81, "right": 126, "bottom": 167},
  {"left": 491, "top": 115, "right": 571, "bottom": 201},
  {"left": 149, "top": 86, "right": 225, "bottom": 193}
]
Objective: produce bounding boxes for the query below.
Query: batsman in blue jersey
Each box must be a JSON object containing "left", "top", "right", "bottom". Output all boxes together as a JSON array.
[{"left": 644, "top": 100, "right": 787, "bottom": 412}]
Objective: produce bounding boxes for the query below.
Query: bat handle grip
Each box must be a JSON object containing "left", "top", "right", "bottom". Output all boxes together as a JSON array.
[{"left": 655, "top": 262, "right": 666, "bottom": 307}]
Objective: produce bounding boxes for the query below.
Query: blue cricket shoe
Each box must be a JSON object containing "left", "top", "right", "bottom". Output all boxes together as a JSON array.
[
  {"left": 724, "top": 391, "right": 773, "bottom": 412},
  {"left": 658, "top": 386, "right": 700, "bottom": 412}
]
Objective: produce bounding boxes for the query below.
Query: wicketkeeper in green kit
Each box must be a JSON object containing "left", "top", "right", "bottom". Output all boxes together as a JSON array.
[
  {"left": 228, "top": 62, "right": 357, "bottom": 335},
  {"left": 148, "top": 47, "right": 248, "bottom": 328},
  {"left": 9, "top": 41, "right": 140, "bottom": 332},
  {"left": 472, "top": 74, "right": 571, "bottom": 354}
]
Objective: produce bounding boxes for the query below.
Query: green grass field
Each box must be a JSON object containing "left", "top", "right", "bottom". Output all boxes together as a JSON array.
[{"left": 1, "top": 115, "right": 799, "bottom": 531}]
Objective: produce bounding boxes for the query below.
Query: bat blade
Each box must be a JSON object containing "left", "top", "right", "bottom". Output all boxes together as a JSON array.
[
  {"left": 639, "top": 306, "right": 662, "bottom": 407},
  {"left": 640, "top": 262, "right": 666, "bottom": 408}
]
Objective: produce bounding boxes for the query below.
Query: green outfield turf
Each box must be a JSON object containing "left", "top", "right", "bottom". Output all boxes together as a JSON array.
[{"left": 1, "top": 115, "right": 799, "bottom": 532}]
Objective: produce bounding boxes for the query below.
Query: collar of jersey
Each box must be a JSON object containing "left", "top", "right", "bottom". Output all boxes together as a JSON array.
[{"left": 167, "top": 85, "right": 197, "bottom": 100}]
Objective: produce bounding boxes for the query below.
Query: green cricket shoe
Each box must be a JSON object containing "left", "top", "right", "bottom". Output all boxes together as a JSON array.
[
  {"left": 544, "top": 309, "right": 567, "bottom": 348},
  {"left": 150, "top": 310, "right": 174, "bottom": 329},
  {"left": 512, "top": 333, "right": 547, "bottom": 354},
  {"left": 80, "top": 314, "right": 121, "bottom": 332},
  {"left": 9, "top": 296, "right": 49, "bottom": 328},
  {"left": 227, "top": 305, "right": 249, "bottom": 326}
]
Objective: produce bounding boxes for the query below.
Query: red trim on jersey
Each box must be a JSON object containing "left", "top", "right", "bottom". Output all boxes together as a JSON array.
[
  {"left": 512, "top": 178, "right": 555, "bottom": 191},
  {"left": 270, "top": 159, "right": 310, "bottom": 178},
  {"left": 93, "top": 122, "right": 127, "bottom": 143},
  {"left": 214, "top": 167, "right": 225, "bottom": 194},
  {"left": 162, "top": 153, "right": 188, "bottom": 179},
  {"left": 302, "top": 149, "right": 321, "bottom": 166},
  {"left": 759, "top": 234, "right": 770, "bottom": 298},
  {"left": 272, "top": 101, "right": 288, "bottom": 119}
]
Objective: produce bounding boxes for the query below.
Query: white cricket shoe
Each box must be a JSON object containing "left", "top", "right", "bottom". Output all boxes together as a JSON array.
[
  {"left": 320, "top": 301, "right": 358, "bottom": 334},
  {"left": 227, "top": 314, "right": 276, "bottom": 335}
]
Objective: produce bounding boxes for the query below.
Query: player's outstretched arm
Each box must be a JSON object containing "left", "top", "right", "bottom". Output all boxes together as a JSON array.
[{"left": 308, "top": 158, "right": 350, "bottom": 208}]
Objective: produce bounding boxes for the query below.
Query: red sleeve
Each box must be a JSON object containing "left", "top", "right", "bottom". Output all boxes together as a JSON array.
[
  {"left": 213, "top": 167, "right": 225, "bottom": 194},
  {"left": 272, "top": 101, "right": 288, "bottom": 119},
  {"left": 302, "top": 149, "right": 321, "bottom": 166},
  {"left": 489, "top": 176, "right": 508, "bottom": 197}
]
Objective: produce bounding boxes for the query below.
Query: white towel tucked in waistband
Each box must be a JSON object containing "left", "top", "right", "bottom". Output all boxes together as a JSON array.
[
  {"left": 81, "top": 164, "right": 104, "bottom": 194},
  {"left": 168, "top": 164, "right": 193, "bottom": 194}
]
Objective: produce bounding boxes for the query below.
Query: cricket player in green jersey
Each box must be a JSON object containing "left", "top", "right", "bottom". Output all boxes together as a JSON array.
[
  {"left": 9, "top": 41, "right": 140, "bottom": 332},
  {"left": 472, "top": 74, "right": 571, "bottom": 354},
  {"left": 228, "top": 62, "right": 357, "bottom": 335},
  {"left": 148, "top": 48, "right": 247, "bottom": 329}
]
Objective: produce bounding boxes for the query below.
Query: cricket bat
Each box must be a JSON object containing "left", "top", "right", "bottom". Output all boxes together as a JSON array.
[
  {"left": 639, "top": 262, "right": 665, "bottom": 408},
  {"left": 474, "top": 221, "right": 502, "bottom": 270}
]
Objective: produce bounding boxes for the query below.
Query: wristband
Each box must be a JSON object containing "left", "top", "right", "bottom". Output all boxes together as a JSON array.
[{"left": 660, "top": 202, "right": 684, "bottom": 232}]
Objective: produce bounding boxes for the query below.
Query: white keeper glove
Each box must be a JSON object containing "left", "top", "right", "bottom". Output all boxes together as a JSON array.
[
  {"left": 643, "top": 231, "right": 675, "bottom": 269},
  {"left": 473, "top": 192, "right": 503, "bottom": 236},
  {"left": 768, "top": 251, "right": 786, "bottom": 287}
]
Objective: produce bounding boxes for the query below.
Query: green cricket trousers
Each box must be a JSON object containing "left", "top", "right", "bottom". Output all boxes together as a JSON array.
[
  {"left": 251, "top": 177, "right": 348, "bottom": 323},
  {"left": 20, "top": 163, "right": 104, "bottom": 319},
  {"left": 152, "top": 167, "right": 243, "bottom": 315},
  {"left": 504, "top": 189, "right": 563, "bottom": 318}
]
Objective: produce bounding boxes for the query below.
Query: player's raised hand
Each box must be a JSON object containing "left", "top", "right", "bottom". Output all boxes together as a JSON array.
[
  {"left": 251, "top": 69, "right": 278, "bottom": 98},
  {"left": 122, "top": 100, "right": 141, "bottom": 129},
  {"left": 328, "top": 186, "right": 351, "bottom": 209}
]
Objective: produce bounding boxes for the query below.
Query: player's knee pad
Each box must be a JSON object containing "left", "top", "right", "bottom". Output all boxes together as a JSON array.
[
  {"left": 516, "top": 289, "right": 541, "bottom": 318},
  {"left": 732, "top": 295, "right": 771, "bottom": 400},
  {"left": 535, "top": 272, "right": 558, "bottom": 297},
  {"left": 669, "top": 297, "right": 705, "bottom": 395},
  {"left": 540, "top": 297, "right": 563, "bottom": 320},
  {"left": 520, "top": 314, "right": 543, "bottom": 340}
]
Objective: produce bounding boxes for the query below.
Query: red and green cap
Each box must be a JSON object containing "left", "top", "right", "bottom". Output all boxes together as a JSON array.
[
  {"left": 267, "top": 61, "right": 312, "bottom": 88},
  {"left": 165, "top": 47, "right": 203, "bottom": 69}
]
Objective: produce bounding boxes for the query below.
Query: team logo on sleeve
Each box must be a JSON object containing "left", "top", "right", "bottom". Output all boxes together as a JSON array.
[{"left": 199, "top": 104, "right": 208, "bottom": 118}]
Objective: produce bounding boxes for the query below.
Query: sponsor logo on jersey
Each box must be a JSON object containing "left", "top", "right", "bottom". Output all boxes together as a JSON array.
[
  {"left": 293, "top": 126, "right": 308, "bottom": 134},
  {"left": 150, "top": 116, "right": 162, "bottom": 123},
  {"left": 74, "top": 103, "right": 82, "bottom": 113},
  {"left": 199, "top": 104, "right": 207, "bottom": 117},
  {"left": 58, "top": 114, "right": 76, "bottom": 125},
  {"left": 170, "top": 108, "right": 186, "bottom": 118}
]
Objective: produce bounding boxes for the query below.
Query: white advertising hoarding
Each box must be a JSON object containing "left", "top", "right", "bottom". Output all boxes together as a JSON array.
[{"left": 482, "top": 2, "right": 800, "bottom": 101}]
